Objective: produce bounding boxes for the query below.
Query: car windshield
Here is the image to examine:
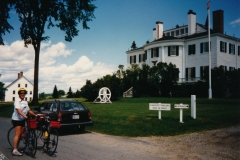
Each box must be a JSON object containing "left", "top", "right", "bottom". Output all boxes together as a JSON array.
[{"left": 60, "top": 102, "right": 86, "bottom": 111}]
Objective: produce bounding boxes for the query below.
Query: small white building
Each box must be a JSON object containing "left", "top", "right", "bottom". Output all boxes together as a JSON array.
[
  {"left": 4, "top": 72, "right": 33, "bottom": 102},
  {"left": 126, "top": 10, "right": 240, "bottom": 83}
]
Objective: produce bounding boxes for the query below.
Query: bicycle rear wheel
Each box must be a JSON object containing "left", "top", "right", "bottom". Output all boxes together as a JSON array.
[
  {"left": 7, "top": 126, "right": 26, "bottom": 150},
  {"left": 36, "top": 127, "right": 45, "bottom": 149},
  {"left": 46, "top": 129, "right": 58, "bottom": 156},
  {"left": 25, "top": 130, "right": 37, "bottom": 157}
]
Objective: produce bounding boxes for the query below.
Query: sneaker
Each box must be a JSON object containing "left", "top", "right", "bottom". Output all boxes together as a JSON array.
[{"left": 12, "top": 150, "right": 23, "bottom": 156}]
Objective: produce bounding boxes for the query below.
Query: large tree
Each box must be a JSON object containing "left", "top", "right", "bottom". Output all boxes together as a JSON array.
[
  {"left": 0, "top": 0, "right": 96, "bottom": 105},
  {"left": 52, "top": 85, "right": 58, "bottom": 99},
  {"left": 0, "top": 74, "right": 6, "bottom": 100}
]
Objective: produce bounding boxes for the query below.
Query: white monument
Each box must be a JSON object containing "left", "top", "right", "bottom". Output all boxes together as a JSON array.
[{"left": 93, "top": 87, "right": 112, "bottom": 104}]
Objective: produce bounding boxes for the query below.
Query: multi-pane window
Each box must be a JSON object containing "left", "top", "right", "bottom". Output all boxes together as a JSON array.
[
  {"left": 220, "top": 41, "right": 227, "bottom": 53},
  {"left": 200, "top": 42, "right": 210, "bottom": 53},
  {"left": 188, "top": 44, "right": 196, "bottom": 55},
  {"left": 144, "top": 51, "right": 147, "bottom": 60},
  {"left": 185, "top": 28, "right": 188, "bottom": 34},
  {"left": 30, "top": 91, "right": 32, "bottom": 95},
  {"left": 139, "top": 54, "right": 146, "bottom": 62},
  {"left": 151, "top": 48, "right": 159, "bottom": 58},
  {"left": 13, "top": 90, "right": 15, "bottom": 94},
  {"left": 13, "top": 97, "right": 15, "bottom": 101},
  {"left": 171, "top": 31, "right": 174, "bottom": 36},
  {"left": 229, "top": 67, "right": 235, "bottom": 71},
  {"left": 181, "top": 28, "right": 184, "bottom": 35},
  {"left": 200, "top": 66, "right": 209, "bottom": 79},
  {"left": 229, "top": 43, "right": 235, "bottom": 55},
  {"left": 186, "top": 67, "right": 195, "bottom": 79},
  {"left": 25, "top": 84, "right": 27, "bottom": 87},
  {"left": 220, "top": 65, "right": 227, "bottom": 72},
  {"left": 130, "top": 55, "right": 136, "bottom": 64},
  {"left": 176, "top": 30, "right": 179, "bottom": 36},
  {"left": 168, "top": 46, "right": 179, "bottom": 56},
  {"left": 18, "top": 84, "right": 20, "bottom": 87}
]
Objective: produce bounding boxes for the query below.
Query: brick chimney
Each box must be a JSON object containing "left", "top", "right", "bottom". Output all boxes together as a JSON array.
[
  {"left": 18, "top": 72, "right": 23, "bottom": 79},
  {"left": 213, "top": 10, "right": 224, "bottom": 34},
  {"left": 188, "top": 10, "right": 196, "bottom": 35}
]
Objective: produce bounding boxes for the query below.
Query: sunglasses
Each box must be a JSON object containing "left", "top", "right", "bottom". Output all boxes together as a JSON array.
[{"left": 19, "top": 92, "right": 26, "bottom": 95}]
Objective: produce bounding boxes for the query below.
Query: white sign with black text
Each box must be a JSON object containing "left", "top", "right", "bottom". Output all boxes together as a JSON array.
[
  {"left": 174, "top": 103, "right": 189, "bottom": 123},
  {"left": 149, "top": 103, "right": 171, "bottom": 119}
]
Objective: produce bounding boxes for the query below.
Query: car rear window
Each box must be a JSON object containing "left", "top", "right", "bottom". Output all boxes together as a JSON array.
[{"left": 60, "top": 102, "right": 86, "bottom": 111}]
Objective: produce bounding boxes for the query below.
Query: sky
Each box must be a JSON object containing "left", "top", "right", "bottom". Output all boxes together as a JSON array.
[{"left": 0, "top": 0, "right": 240, "bottom": 94}]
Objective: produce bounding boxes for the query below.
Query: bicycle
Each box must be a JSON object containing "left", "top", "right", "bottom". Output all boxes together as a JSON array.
[
  {"left": 7, "top": 116, "right": 38, "bottom": 157},
  {"left": 36, "top": 114, "right": 59, "bottom": 156}
]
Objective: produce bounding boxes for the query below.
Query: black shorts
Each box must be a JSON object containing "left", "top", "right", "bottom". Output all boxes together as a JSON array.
[{"left": 12, "top": 120, "right": 25, "bottom": 127}]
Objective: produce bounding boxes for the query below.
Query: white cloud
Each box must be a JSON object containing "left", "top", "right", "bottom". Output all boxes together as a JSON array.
[
  {"left": 230, "top": 18, "right": 240, "bottom": 27},
  {"left": 0, "top": 40, "right": 116, "bottom": 94}
]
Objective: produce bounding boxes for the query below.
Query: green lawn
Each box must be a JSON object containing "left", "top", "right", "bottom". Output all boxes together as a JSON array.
[{"left": 1, "top": 97, "right": 239, "bottom": 137}]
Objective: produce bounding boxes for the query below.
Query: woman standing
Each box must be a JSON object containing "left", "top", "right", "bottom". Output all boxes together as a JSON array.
[{"left": 11, "top": 88, "right": 38, "bottom": 156}]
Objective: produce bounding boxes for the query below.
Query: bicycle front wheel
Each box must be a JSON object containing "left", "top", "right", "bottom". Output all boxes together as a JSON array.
[
  {"left": 25, "top": 130, "right": 37, "bottom": 157},
  {"left": 46, "top": 129, "right": 58, "bottom": 156},
  {"left": 7, "top": 126, "right": 26, "bottom": 150}
]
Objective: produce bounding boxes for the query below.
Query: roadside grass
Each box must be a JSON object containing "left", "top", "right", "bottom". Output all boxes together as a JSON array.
[{"left": 0, "top": 97, "right": 239, "bottom": 137}]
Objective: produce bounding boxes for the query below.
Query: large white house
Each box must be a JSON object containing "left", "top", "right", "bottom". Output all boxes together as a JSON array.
[
  {"left": 4, "top": 72, "right": 33, "bottom": 102},
  {"left": 126, "top": 10, "right": 240, "bottom": 82}
]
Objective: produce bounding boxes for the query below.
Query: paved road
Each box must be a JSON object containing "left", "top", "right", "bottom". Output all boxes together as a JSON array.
[{"left": 0, "top": 117, "right": 162, "bottom": 160}]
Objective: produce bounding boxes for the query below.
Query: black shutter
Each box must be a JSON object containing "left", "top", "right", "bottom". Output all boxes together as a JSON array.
[
  {"left": 176, "top": 46, "right": 179, "bottom": 56},
  {"left": 193, "top": 67, "right": 196, "bottom": 78},
  {"left": 193, "top": 44, "right": 196, "bottom": 54},
  {"left": 225, "top": 42, "right": 227, "bottom": 53},
  {"left": 238, "top": 46, "right": 240, "bottom": 56},
  {"left": 200, "top": 66, "right": 203, "bottom": 78},
  {"left": 200, "top": 43, "right": 203, "bottom": 53},
  {"left": 139, "top": 54, "right": 141, "bottom": 62},
  {"left": 130, "top": 56, "right": 132, "bottom": 64},
  {"left": 229, "top": 43, "right": 231, "bottom": 54},
  {"left": 207, "top": 42, "right": 209, "bottom": 52},
  {"left": 210, "top": 42, "right": 211, "bottom": 51},
  {"left": 134, "top": 55, "right": 136, "bottom": 63},
  {"left": 156, "top": 48, "right": 159, "bottom": 57},
  {"left": 220, "top": 41, "right": 222, "bottom": 52},
  {"left": 188, "top": 45, "right": 191, "bottom": 55},
  {"left": 186, "top": 68, "right": 188, "bottom": 78},
  {"left": 151, "top": 49, "right": 153, "bottom": 58},
  {"left": 168, "top": 46, "right": 170, "bottom": 56},
  {"left": 234, "top": 45, "right": 235, "bottom": 55}
]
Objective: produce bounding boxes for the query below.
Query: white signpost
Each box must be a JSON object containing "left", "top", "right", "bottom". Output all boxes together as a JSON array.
[
  {"left": 149, "top": 103, "right": 171, "bottom": 119},
  {"left": 174, "top": 103, "right": 189, "bottom": 123}
]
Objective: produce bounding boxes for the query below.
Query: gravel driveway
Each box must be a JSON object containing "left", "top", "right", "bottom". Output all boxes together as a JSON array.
[{"left": 0, "top": 117, "right": 239, "bottom": 160}]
